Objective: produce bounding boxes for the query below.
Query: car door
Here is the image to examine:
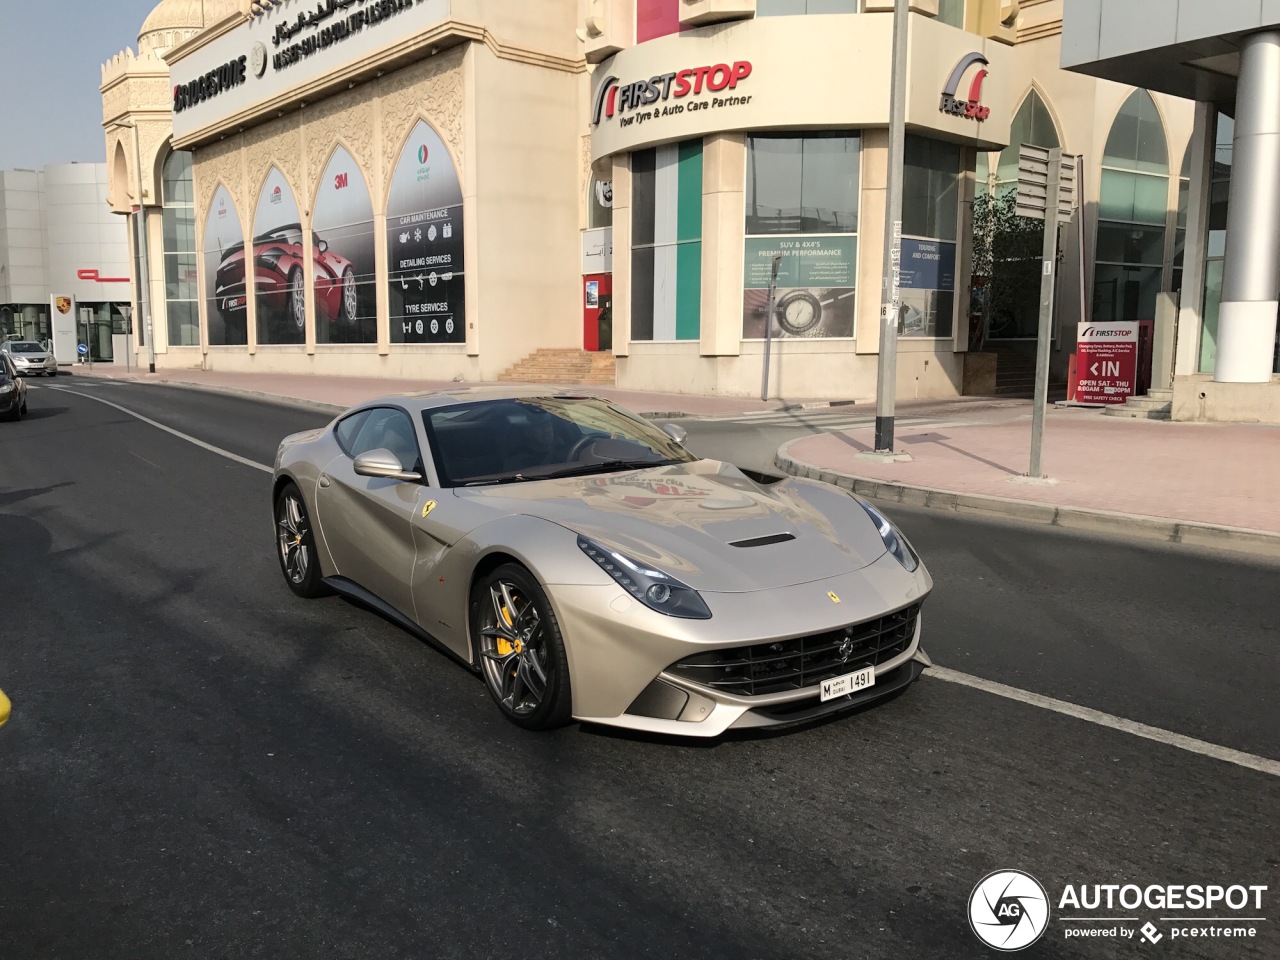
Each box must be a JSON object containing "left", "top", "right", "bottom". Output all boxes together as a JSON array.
[{"left": 313, "top": 406, "right": 437, "bottom": 620}]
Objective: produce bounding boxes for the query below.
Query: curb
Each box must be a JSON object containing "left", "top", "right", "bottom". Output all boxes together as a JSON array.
[
  {"left": 774, "top": 440, "right": 1280, "bottom": 559},
  {"left": 776, "top": 399, "right": 858, "bottom": 412}
]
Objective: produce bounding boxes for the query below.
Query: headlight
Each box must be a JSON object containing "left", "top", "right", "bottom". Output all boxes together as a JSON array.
[
  {"left": 856, "top": 499, "right": 919, "bottom": 572},
  {"left": 0, "top": 382, "right": 14, "bottom": 394},
  {"left": 577, "top": 535, "right": 711, "bottom": 619}
]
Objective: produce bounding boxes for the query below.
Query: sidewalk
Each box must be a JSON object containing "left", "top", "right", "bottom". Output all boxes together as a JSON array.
[{"left": 65, "top": 365, "right": 1280, "bottom": 553}]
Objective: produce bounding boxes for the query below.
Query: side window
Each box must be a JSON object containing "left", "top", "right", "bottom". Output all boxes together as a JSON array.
[
  {"left": 334, "top": 410, "right": 372, "bottom": 456},
  {"left": 350, "top": 407, "right": 422, "bottom": 472}
]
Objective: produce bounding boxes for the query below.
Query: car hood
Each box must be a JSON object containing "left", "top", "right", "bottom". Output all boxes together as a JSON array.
[
  {"left": 10, "top": 352, "right": 50, "bottom": 361},
  {"left": 462, "top": 460, "right": 889, "bottom": 592}
]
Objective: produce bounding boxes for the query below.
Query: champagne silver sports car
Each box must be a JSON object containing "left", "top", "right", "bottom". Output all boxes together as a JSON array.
[{"left": 271, "top": 388, "right": 932, "bottom": 736}]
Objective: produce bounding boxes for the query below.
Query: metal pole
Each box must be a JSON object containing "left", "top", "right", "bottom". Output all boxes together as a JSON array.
[
  {"left": 127, "top": 124, "right": 156, "bottom": 374},
  {"left": 875, "top": 0, "right": 910, "bottom": 453},
  {"left": 1029, "top": 148, "right": 1062, "bottom": 479},
  {"left": 761, "top": 254, "right": 782, "bottom": 401}
]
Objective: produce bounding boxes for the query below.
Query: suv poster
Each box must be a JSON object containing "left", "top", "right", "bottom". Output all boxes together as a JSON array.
[
  {"left": 386, "top": 120, "right": 465, "bottom": 344},
  {"left": 312, "top": 147, "right": 376, "bottom": 344},
  {"left": 204, "top": 185, "right": 247, "bottom": 346},
  {"left": 742, "top": 236, "right": 857, "bottom": 339},
  {"left": 252, "top": 168, "right": 305, "bottom": 345}
]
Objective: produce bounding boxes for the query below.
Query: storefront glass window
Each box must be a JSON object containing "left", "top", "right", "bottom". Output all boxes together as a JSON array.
[
  {"left": 632, "top": 140, "right": 703, "bottom": 342},
  {"left": 979, "top": 91, "right": 1061, "bottom": 340},
  {"left": 742, "top": 132, "right": 859, "bottom": 339},
  {"left": 636, "top": 0, "right": 681, "bottom": 41},
  {"left": 1172, "top": 146, "right": 1190, "bottom": 294},
  {"left": 312, "top": 147, "right": 377, "bottom": 345},
  {"left": 757, "top": 0, "right": 858, "bottom": 13},
  {"left": 589, "top": 175, "right": 613, "bottom": 230},
  {"left": 901, "top": 134, "right": 960, "bottom": 338},
  {"left": 1095, "top": 90, "right": 1168, "bottom": 325},
  {"left": 162, "top": 150, "right": 199, "bottom": 346},
  {"left": 936, "top": 0, "right": 965, "bottom": 28}
]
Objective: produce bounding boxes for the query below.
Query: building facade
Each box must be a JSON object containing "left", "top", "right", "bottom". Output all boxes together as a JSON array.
[
  {"left": 102, "top": 0, "right": 1206, "bottom": 410},
  {"left": 1063, "top": 0, "right": 1280, "bottom": 422},
  {"left": 0, "top": 164, "right": 131, "bottom": 364}
]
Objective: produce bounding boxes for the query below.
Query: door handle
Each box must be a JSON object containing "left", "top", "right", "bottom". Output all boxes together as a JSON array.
[{"left": 319, "top": 474, "right": 331, "bottom": 488}]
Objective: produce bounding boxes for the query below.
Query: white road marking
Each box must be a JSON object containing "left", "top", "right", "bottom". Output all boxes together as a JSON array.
[
  {"left": 47, "top": 386, "right": 273, "bottom": 474},
  {"left": 927, "top": 666, "right": 1280, "bottom": 778}
]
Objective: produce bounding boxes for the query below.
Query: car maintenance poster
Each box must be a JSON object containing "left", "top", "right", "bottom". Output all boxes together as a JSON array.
[
  {"left": 252, "top": 168, "right": 304, "bottom": 345},
  {"left": 385, "top": 120, "right": 465, "bottom": 344},
  {"left": 1073, "top": 322, "right": 1139, "bottom": 404}
]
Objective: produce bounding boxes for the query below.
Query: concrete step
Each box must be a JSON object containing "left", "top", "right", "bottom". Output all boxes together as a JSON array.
[
  {"left": 498, "top": 348, "right": 616, "bottom": 386},
  {"left": 1103, "top": 406, "right": 1172, "bottom": 420}
]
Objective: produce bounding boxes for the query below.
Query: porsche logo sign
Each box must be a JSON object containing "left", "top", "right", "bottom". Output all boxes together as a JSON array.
[{"left": 54, "top": 297, "right": 72, "bottom": 314}]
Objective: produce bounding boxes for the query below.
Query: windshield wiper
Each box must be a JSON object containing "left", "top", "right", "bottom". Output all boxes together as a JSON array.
[
  {"left": 460, "top": 473, "right": 530, "bottom": 487},
  {"left": 535, "top": 458, "right": 682, "bottom": 480}
]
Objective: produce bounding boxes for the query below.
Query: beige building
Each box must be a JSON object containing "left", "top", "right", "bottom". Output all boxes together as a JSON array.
[{"left": 102, "top": 0, "right": 1199, "bottom": 409}]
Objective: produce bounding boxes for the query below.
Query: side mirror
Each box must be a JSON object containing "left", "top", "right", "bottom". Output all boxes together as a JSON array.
[
  {"left": 317, "top": 239, "right": 329, "bottom": 253},
  {"left": 661, "top": 423, "right": 688, "bottom": 446},
  {"left": 353, "top": 448, "right": 421, "bottom": 482}
]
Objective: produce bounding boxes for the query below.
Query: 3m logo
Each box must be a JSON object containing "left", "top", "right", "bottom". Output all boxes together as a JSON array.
[{"left": 334, "top": 172, "right": 349, "bottom": 190}]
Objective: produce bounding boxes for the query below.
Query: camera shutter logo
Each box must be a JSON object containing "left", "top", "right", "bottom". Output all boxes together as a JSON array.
[{"left": 968, "top": 870, "right": 1050, "bottom": 951}]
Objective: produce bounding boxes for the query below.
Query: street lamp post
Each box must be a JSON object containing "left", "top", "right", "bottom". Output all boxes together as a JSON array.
[
  {"left": 874, "top": 0, "right": 910, "bottom": 453},
  {"left": 118, "top": 121, "right": 156, "bottom": 374}
]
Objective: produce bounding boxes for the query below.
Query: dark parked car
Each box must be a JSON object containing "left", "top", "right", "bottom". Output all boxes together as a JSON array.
[
  {"left": 0, "top": 354, "right": 29, "bottom": 421},
  {"left": 213, "top": 224, "right": 357, "bottom": 336}
]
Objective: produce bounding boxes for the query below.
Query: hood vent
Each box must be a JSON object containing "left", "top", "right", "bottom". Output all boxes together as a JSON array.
[{"left": 728, "top": 532, "right": 795, "bottom": 549}]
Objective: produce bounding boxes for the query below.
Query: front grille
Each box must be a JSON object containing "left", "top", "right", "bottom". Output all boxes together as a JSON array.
[{"left": 668, "top": 603, "right": 921, "bottom": 698}]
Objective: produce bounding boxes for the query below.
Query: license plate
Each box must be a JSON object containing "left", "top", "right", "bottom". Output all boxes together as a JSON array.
[{"left": 820, "top": 666, "right": 875, "bottom": 701}]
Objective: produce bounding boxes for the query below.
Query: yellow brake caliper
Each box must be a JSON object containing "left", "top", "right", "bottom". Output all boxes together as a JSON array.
[{"left": 496, "top": 602, "right": 518, "bottom": 656}]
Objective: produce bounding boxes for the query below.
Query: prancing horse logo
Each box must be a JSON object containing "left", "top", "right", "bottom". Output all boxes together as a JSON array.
[{"left": 837, "top": 637, "right": 857, "bottom": 663}]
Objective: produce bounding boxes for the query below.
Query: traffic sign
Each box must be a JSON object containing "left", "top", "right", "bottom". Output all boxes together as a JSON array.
[
  {"left": 1016, "top": 145, "right": 1077, "bottom": 223},
  {"left": 76, "top": 343, "right": 89, "bottom": 356}
]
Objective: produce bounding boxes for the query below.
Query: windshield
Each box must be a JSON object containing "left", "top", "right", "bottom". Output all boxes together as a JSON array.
[
  {"left": 422, "top": 397, "right": 696, "bottom": 487},
  {"left": 9, "top": 342, "right": 43, "bottom": 353}
]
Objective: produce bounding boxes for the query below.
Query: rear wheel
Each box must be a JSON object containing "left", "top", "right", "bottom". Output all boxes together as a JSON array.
[
  {"left": 471, "top": 564, "right": 572, "bottom": 730},
  {"left": 287, "top": 268, "right": 306, "bottom": 334},
  {"left": 274, "top": 482, "right": 328, "bottom": 598}
]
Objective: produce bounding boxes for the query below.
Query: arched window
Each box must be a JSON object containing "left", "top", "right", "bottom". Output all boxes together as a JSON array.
[
  {"left": 162, "top": 150, "right": 199, "bottom": 346},
  {"left": 1095, "top": 90, "right": 1169, "bottom": 324},
  {"left": 252, "top": 168, "right": 305, "bottom": 345},
  {"left": 972, "top": 91, "right": 1061, "bottom": 341}
]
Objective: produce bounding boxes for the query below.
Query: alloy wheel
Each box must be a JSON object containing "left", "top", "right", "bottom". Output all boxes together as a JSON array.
[
  {"left": 478, "top": 580, "right": 551, "bottom": 717},
  {"left": 276, "top": 492, "right": 311, "bottom": 585}
]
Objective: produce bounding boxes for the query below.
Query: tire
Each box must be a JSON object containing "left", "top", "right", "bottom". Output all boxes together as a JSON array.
[
  {"left": 19, "top": 397, "right": 26, "bottom": 416},
  {"left": 336, "top": 267, "right": 357, "bottom": 327},
  {"left": 470, "top": 563, "right": 573, "bottom": 731},
  {"left": 287, "top": 268, "right": 306, "bottom": 334},
  {"left": 274, "top": 482, "right": 329, "bottom": 599}
]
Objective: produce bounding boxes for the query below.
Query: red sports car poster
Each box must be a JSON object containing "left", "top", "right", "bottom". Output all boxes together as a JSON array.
[
  {"left": 204, "top": 185, "right": 247, "bottom": 345},
  {"left": 250, "top": 167, "right": 306, "bottom": 345}
]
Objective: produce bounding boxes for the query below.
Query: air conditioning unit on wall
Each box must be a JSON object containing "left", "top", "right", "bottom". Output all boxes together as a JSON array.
[{"left": 680, "top": 0, "right": 757, "bottom": 28}]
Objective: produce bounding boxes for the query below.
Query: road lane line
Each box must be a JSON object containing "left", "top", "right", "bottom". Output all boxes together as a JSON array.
[
  {"left": 927, "top": 665, "right": 1280, "bottom": 778},
  {"left": 46, "top": 386, "right": 272, "bottom": 475}
]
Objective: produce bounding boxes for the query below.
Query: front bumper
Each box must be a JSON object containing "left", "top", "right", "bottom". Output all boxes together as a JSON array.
[{"left": 549, "top": 550, "right": 932, "bottom": 737}]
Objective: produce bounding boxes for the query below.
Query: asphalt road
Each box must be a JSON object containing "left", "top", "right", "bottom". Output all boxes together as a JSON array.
[{"left": 1, "top": 380, "right": 1276, "bottom": 960}]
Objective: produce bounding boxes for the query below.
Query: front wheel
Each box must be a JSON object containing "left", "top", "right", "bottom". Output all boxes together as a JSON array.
[
  {"left": 274, "top": 482, "right": 328, "bottom": 598},
  {"left": 471, "top": 564, "right": 572, "bottom": 730},
  {"left": 287, "top": 268, "right": 306, "bottom": 334}
]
